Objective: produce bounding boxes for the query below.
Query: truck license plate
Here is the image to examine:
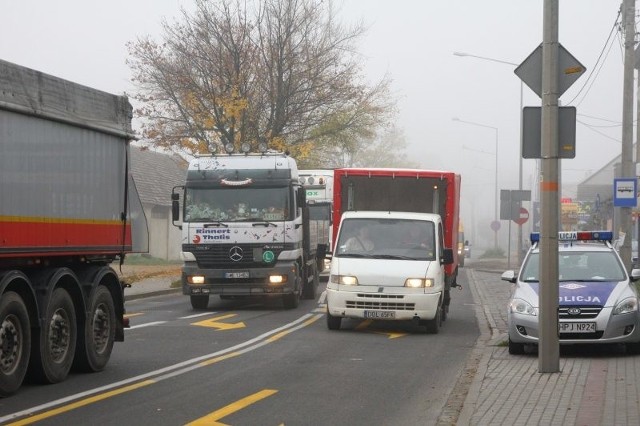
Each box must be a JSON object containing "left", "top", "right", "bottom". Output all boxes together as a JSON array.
[
  {"left": 558, "top": 322, "right": 596, "bottom": 333},
  {"left": 225, "top": 271, "right": 250, "bottom": 279},
  {"left": 364, "top": 311, "right": 395, "bottom": 319}
]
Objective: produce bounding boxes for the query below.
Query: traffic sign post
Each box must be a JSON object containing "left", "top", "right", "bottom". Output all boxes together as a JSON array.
[{"left": 514, "top": 207, "right": 529, "bottom": 226}]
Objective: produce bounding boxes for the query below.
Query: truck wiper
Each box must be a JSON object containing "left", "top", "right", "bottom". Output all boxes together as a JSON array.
[
  {"left": 202, "top": 220, "right": 228, "bottom": 228},
  {"left": 252, "top": 221, "right": 278, "bottom": 227}
]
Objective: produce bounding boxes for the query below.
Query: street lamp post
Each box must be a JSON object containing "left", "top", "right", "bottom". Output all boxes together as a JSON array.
[
  {"left": 453, "top": 117, "right": 499, "bottom": 249},
  {"left": 454, "top": 51, "right": 525, "bottom": 264}
]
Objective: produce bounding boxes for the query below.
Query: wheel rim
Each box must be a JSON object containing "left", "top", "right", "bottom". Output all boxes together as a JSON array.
[
  {"left": 48, "top": 308, "right": 71, "bottom": 363},
  {"left": 0, "top": 314, "right": 22, "bottom": 375},
  {"left": 92, "top": 303, "right": 110, "bottom": 354}
]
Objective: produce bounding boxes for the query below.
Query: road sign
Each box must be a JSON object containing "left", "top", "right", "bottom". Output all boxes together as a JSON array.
[
  {"left": 490, "top": 220, "right": 501, "bottom": 232},
  {"left": 514, "top": 43, "right": 586, "bottom": 98},
  {"left": 514, "top": 207, "right": 529, "bottom": 225},
  {"left": 614, "top": 178, "right": 637, "bottom": 207},
  {"left": 522, "top": 106, "right": 576, "bottom": 158}
]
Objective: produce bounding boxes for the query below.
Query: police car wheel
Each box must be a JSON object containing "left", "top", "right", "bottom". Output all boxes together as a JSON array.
[
  {"left": 508, "top": 338, "right": 525, "bottom": 355},
  {"left": 626, "top": 341, "right": 640, "bottom": 355}
]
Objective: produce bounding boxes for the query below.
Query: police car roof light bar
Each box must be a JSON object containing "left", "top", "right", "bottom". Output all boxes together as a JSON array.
[{"left": 530, "top": 231, "right": 613, "bottom": 243}]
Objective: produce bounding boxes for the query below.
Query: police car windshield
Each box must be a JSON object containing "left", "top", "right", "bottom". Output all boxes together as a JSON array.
[{"left": 520, "top": 250, "right": 626, "bottom": 282}]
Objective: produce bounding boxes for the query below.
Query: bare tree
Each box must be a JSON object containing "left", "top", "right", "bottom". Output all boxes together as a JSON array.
[{"left": 128, "top": 0, "right": 396, "bottom": 158}]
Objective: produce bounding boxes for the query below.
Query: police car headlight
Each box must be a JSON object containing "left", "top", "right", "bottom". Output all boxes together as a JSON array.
[
  {"left": 405, "top": 278, "right": 434, "bottom": 288},
  {"left": 509, "top": 298, "right": 536, "bottom": 316},
  {"left": 613, "top": 297, "right": 638, "bottom": 315},
  {"left": 330, "top": 275, "right": 358, "bottom": 286}
]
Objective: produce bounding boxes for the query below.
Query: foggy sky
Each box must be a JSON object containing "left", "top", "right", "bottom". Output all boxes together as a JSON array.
[{"left": 0, "top": 0, "right": 626, "bottom": 246}]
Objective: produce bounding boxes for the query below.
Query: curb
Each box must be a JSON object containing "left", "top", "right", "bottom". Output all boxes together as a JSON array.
[{"left": 124, "top": 287, "right": 181, "bottom": 302}]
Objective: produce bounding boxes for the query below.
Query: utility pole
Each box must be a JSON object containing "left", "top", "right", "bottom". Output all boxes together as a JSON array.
[
  {"left": 539, "top": 0, "right": 560, "bottom": 373},
  {"left": 620, "top": 0, "right": 635, "bottom": 271}
]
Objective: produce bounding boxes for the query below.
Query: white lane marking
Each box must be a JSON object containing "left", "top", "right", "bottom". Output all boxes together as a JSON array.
[
  {"left": 1, "top": 313, "right": 322, "bottom": 423},
  {"left": 128, "top": 321, "right": 167, "bottom": 329},
  {"left": 180, "top": 312, "right": 218, "bottom": 319}
]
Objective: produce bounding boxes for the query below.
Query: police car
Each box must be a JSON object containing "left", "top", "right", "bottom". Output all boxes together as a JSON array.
[{"left": 501, "top": 231, "right": 640, "bottom": 354}]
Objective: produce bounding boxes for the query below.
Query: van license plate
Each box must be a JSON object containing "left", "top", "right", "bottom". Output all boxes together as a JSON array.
[
  {"left": 558, "top": 322, "right": 595, "bottom": 333},
  {"left": 225, "top": 271, "right": 250, "bottom": 279},
  {"left": 364, "top": 311, "right": 395, "bottom": 319}
]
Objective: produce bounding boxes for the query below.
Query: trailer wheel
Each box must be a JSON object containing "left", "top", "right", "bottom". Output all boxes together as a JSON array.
[
  {"left": 0, "top": 291, "right": 31, "bottom": 397},
  {"left": 75, "top": 286, "right": 115, "bottom": 373},
  {"left": 29, "top": 288, "right": 77, "bottom": 384},
  {"left": 190, "top": 295, "right": 209, "bottom": 310}
]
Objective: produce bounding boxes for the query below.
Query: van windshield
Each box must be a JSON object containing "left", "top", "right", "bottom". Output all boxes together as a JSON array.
[{"left": 335, "top": 218, "right": 436, "bottom": 261}]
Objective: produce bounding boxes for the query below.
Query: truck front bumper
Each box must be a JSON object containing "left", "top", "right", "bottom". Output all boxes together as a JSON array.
[
  {"left": 182, "top": 261, "right": 298, "bottom": 296},
  {"left": 326, "top": 284, "right": 442, "bottom": 321}
]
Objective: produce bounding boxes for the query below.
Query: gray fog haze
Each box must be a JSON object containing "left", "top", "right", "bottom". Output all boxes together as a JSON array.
[{"left": 1, "top": 0, "right": 625, "bottom": 250}]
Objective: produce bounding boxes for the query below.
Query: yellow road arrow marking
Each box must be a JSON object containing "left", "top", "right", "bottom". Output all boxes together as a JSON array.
[
  {"left": 355, "top": 319, "right": 408, "bottom": 339},
  {"left": 185, "top": 389, "right": 278, "bottom": 426},
  {"left": 192, "top": 314, "right": 246, "bottom": 331}
]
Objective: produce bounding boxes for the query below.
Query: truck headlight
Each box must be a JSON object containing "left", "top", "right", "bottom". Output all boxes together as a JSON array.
[
  {"left": 405, "top": 278, "right": 434, "bottom": 288},
  {"left": 181, "top": 251, "right": 196, "bottom": 262},
  {"left": 188, "top": 275, "right": 205, "bottom": 285},
  {"left": 509, "top": 298, "right": 536, "bottom": 316},
  {"left": 330, "top": 275, "right": 358, "bottom": 285},
  {"left": 613, "top": 297, "right": 638, "bottom": 315},
  {"left": 269, "top": 275, "right": 288, "bottom": 284}
]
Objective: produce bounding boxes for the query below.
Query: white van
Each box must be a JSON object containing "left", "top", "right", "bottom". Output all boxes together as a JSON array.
[{"left": 326, "top": 211, "right": 454, "bottom": 333}]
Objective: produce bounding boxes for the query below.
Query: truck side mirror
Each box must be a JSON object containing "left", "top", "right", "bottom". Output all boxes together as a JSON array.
[
  {"left": 442, "top": 248, "right": 454, "bottom": 265},
  {"left": 171, "top": 189, "right": 182, "bottom": 229}
]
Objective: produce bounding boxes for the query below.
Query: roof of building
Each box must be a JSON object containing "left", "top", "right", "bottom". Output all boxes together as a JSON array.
[{"left": 130, "top": 146, "right": 187, "bottom": 207}]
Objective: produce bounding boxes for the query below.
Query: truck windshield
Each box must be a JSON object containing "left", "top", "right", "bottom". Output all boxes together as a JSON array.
[
  {"left": 335, "top": 218, "right": 436, "bottom": 261},
  {"left": 184, "top": 186, "right": 291, "bottom": 222}
]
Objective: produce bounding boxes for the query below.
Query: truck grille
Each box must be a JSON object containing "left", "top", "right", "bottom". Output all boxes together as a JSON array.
[
  {"left": 346, "top": 294, "right": 415, "bottom": 311},
  {"left": 183, "top": 243, "right": 294, "bottom": 269}
]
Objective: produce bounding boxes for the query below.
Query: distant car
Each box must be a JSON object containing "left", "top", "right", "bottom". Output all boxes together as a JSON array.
[
  {"left": 502, "top": 231, "right": 640, "bottom": 355},
  {"left": 464, "top": 240, "right": 471, "bottom": 258}
]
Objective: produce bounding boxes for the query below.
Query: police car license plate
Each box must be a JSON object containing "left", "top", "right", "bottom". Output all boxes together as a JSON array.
[
  {"left": 364, "top": 311, "right": 395, "bottom": 319},
  {"left": 558, "top": 322, "right": 596, "bottom": 333},
  {"left": 225, "top": 271, "right": 250, "bottom": 279}
]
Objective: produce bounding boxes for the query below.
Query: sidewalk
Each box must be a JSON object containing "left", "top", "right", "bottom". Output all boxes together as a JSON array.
[
  {"left": 115, "top": 264, "right": 181, "bottom": 301},
  {"left": 456, "top": 258, "right": 640, "bottom": 426}
]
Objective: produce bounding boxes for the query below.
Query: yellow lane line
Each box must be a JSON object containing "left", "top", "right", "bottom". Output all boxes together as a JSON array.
[{"left": 6, "top": 380, "right": 155, "bottom": 426}]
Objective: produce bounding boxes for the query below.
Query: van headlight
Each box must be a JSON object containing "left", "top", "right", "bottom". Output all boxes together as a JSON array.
[
  {"left": 509, "top": 298, "right": 536, "bottom": 316},
  {"left": 330, "top": 275, "right": 358, "bottom": 285},
  {"left": 613, "top": 297, "right": 638, "bottom": 315},
  {"left": 405, "top": 278, "right": 434, "bottom": 288}
]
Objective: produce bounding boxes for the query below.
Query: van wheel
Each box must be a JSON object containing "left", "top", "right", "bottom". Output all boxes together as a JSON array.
[
  {"left": 423, "top": 306, "right": 442, "bottom": 334},
  {"left": 327, "top": 311, "right": 341, "bottom": 330},
  {"left": 508, "top": 338, "right": 525, "bottom": 355}
]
